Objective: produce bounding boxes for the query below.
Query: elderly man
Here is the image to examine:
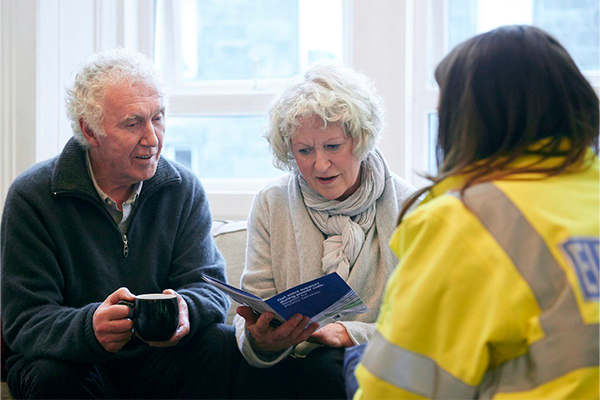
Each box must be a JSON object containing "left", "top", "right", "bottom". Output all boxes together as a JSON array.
[{"left": 1, "top": 48, "right": 239, "bottom": 399}]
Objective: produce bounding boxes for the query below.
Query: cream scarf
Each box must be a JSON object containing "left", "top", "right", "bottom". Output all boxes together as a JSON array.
[{"left": 298, "top": 149, "right": 386, "bottom": 280}]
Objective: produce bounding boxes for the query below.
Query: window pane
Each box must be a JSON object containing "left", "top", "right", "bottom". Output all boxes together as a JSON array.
[
  {"left": 428, "top": 113, "right": 439, "bottom": 175},
  {"left": 155, "top": 0, "right": 345, "bottom": 181},
  {"left": 447, "top": 0, "right": 599, "bottom": 71},
  {"left": 175, "top": 0, "right": 344, "bottom": 82},
  {"left": 174, "top": 149, "right": 193, "bottom": 169},
  {"left": 163, "top": 116, "right": 284, "bottom": 180}
]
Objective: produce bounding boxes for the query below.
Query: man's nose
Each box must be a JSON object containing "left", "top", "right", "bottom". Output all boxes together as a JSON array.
[{"left": 140, "top": 122, "right": 158, "bottom": 147}]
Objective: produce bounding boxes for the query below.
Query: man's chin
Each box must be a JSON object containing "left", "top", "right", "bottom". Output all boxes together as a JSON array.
[{"left": 135, "top": 165, "right": 158, "bottom": 182}]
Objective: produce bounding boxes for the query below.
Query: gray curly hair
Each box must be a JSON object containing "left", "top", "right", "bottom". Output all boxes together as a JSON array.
[
  {"left": 65, "top": 48, "right": 166, "bottom": 149},
  {"left": 265, "top": 62, "right": 385, "bottom": 171}
]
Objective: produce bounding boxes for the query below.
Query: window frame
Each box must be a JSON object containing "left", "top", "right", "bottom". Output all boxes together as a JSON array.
[
  {"left": 154, "top": 0, "right": 415, "bottom": 219},
  {"left": 410, "top": 0, "right": 600, "bottom": 186}
]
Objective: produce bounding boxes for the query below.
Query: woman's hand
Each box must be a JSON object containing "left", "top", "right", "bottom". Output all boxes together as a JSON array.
[
  {"left": 308, "top": 322, "right": 354, "bottom": 347},
  {"left": 237, "top": 305, "right": 319, "bottom": 353}
]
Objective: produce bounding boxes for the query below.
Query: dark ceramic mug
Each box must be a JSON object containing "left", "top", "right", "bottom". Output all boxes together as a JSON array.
[{"left": 119, "top": 293, "right": 179, "bottom": 341}]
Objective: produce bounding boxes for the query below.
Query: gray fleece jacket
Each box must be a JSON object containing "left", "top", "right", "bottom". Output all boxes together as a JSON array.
[{"left": 1, "top": 138, "right": 229, "bottom": 372}]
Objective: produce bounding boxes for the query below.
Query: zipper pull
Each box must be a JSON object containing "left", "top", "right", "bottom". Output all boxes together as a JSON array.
[{"left": 122, "top": 234, "right": 129, "bottom": 257}]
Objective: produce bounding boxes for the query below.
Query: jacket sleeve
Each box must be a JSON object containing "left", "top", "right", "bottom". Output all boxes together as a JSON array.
[
  {"left": 233, "top": 191, "right": 295, "bottom": 367},
  {"left": 166, "top": 172, "right": 230, "bottom": 338},
  {"left": 338, "top": 174, "right": 415, "bottom": 348},
  {"left": 0, "top": 178, "right": 111, "bottom": 364},
  {"left": 337, "top": 320, "right": 376, "bottom": 345},
  {"left": 355, "top": 197, "right": 535, "bottom": 399}
]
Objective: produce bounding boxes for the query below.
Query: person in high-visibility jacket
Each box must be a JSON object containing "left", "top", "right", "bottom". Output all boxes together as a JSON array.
[{"left": 354, "top": 25, "right": 599, "bottom": 399}]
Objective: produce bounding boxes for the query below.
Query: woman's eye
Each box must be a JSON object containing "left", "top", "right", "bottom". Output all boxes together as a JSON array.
[
  {"left": 298, "top": 148, "right": 312, "bottom": 155},
  {"left": 326, "top": 144, "right": 341, "bottom": 151}
]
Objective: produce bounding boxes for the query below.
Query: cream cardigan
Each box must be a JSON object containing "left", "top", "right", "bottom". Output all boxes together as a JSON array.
[{"left": 234, "top": 162, "right": 415, "bottom": 368}]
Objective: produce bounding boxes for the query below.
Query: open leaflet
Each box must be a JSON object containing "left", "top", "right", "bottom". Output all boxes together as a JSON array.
[{"left": 201, "top": 272, "right": 369, "bottom": 327}]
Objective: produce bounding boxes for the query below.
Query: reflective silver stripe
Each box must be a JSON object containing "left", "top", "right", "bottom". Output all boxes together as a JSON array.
[
  {"left": 460, "top": 183, "right": 599, "bottom": 398},
  {"left": 477, "top": 324, "right": 599, "bottom": 397},
  {"left": 361, "top": 330, "right": 477, "bottom": 399},
  {"left": 461, "top": 183, "right": 585, "bottom": 332}
]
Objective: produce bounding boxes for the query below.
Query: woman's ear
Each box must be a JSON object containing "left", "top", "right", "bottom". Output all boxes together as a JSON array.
[{"left": 79, "top": 118, "right": 100, "bottom": 147}]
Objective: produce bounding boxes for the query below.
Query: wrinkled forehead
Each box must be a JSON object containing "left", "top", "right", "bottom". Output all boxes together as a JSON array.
[
  {"left": 292, "top": 116, "right": 347, "bottom": 143},
  {"left": 296, "top": 114, "right": 347, "bottom": 135},
  {"left": 103, "top": 80, "right": 163, "bottom": 101},
  {"left": 103, "top": 76, "right": 162, "bottom": 97},
  {"left": 100, "top": 81, "right": 165, "bottom": 120},
  {"left": 297, "top": 114, "right": 327, "bottom": 129}
]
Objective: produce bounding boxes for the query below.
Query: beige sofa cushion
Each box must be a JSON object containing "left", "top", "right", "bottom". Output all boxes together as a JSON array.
[{"left": 212, "top": 219, "right": 248, "bottom": 324}]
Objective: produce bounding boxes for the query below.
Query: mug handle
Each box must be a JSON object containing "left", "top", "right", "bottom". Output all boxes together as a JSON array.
[{"left": 117, "top": 300, "right": 135, "bottom": 319}]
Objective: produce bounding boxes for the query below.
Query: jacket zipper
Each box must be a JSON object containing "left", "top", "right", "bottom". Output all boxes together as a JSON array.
[
  {"left": 54, "top": 175, "right": 180, "bottom": 259},
  {"left": 122, "top": 234, "right": 129, "bottom": 258}
]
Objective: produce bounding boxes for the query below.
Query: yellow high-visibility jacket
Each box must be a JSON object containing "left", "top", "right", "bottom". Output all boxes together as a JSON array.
[{"left": 355, "top": 149, "right": 599, "bottom": 399}]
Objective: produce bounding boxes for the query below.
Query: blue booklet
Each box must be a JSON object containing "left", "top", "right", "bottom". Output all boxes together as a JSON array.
[{"left": 201, "top": 272, "right": 369, "bottom": 327}]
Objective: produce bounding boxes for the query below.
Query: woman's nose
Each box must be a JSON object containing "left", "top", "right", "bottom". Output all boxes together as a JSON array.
[{"left": 314, "top": 149, "right": 331, "bottom": 172}]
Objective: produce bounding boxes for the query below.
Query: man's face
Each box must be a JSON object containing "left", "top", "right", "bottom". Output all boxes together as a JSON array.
[{"left": 87, "top": 82, "right": 165, "bottom": 188}]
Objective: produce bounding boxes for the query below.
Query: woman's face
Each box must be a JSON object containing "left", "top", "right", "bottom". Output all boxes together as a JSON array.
[{"left": 291, "top": 116, "right": 361, "bottom": 201}]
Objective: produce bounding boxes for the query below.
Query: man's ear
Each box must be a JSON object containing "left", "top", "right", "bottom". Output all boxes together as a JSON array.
[{"left": 79, "top": 118, "right": 100, "bottom": 147}]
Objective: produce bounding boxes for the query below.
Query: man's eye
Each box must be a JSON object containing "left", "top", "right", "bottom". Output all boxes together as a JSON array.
[{"left": 127, "top": 122, "right": 138, "bottom": 128}]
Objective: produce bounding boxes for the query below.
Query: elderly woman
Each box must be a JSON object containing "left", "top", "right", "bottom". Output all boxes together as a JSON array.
[{"left": 232, "top": 63, "right": 416, "bottom": 399}]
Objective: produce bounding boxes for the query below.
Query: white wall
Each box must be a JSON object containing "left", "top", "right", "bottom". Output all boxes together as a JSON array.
[
  {"left": 0, "top": 0, "right": 155, "bottom": 218},
  {"left": 2, "top": 0, "right": 38, "bottom": 216}
]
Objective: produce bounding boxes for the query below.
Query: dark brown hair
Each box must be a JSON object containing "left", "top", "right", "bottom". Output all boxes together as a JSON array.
[{"left": 398, "top": 25, "right": 599, "bottom": 224}]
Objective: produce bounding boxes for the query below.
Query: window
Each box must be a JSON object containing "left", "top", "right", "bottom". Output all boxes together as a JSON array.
[
  {"left": 448, "top": 0, "right": 599, "bottom": 71},
  {"left": 153, "top": 0, "right": 598, "bottom": 213},
  {"left": 160, "top": 0, "right": 344, "bottom": 82},
  {"left": 154, "top": 0, "right": 344, "bottom": 185},
  {"left": 163, "top": 115, "right": 278, "bottom": 179},
  {"left": 7, "top": 1, "right": 596, "bottom": 218},
  {"left": 414, "top": 0, "right": 599, "bottom": 180},
  {"left": 146, "top": 1, "right": 410, "bottom": 219}
]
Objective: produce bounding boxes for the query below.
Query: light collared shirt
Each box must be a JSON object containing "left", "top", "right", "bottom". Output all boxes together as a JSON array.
[{"left": 86, "top": 151, "right": 143, "bottom": 234}]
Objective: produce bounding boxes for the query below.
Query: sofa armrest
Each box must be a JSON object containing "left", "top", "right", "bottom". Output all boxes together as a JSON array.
[{"left": 212, "top": 219, "right": 248, "bottom": 325}]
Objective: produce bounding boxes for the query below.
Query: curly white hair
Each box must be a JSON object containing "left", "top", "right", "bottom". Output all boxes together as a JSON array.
[
  {"left": 265, "top": 62, "right": 385, "bottom": 171},
  {"left": 65, "top": 48, "right": 166, "bottom": 149}
]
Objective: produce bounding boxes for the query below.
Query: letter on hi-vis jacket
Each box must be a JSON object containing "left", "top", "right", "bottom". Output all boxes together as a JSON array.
[{"left": 562, "top": 238, "right": 600, "bottom": 301}]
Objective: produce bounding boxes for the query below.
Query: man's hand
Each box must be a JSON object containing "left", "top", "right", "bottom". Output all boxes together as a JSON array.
[
  {"left": 93, "top": 287, "right": 136, "bottom": 353},
  {"left": 237, "top": 305, "right": 319, "bottom": 353},
  {"left": 142, "top": 289, "right": 190, "bottom": 348},
  {"left": 308, "top": 322, "right": 354, "bottom": 347}
]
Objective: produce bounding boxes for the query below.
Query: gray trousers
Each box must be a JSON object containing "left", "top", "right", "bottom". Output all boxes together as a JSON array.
[{"left": 7, "top": 323, "right": 240, "bottom": 399}]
